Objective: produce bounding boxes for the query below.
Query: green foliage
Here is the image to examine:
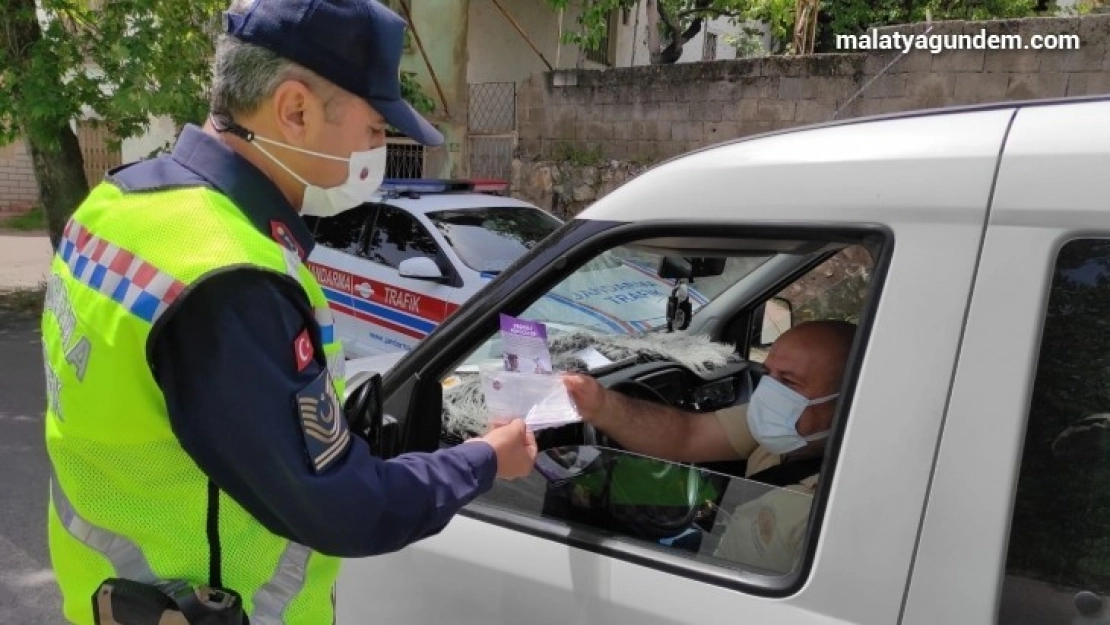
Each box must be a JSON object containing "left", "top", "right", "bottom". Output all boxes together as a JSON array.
[
  {"left": 1, "top": 1, "right": 439, "bottom": 150},
  {"left": 546, "top": 0, "right": 1043, "bottom": 59},
  {"left": 400, "top": 70, "right": 436, "bottom": 115},
  {"left": 551, "top": 142, "right": 604, "bottom": 166},
  {"left": 0, "top": 205, "right": 46, "bottom": 231},
  {"left": 822, "top": 0, "right": 1038, "bottom": 44},
  {"left": 0, "top": 0, "right": 226, "bottom": 152}
]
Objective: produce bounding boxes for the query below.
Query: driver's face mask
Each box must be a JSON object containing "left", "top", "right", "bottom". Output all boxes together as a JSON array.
[{"left": 746, "top": 375, "right": 838, "bottom": 455}]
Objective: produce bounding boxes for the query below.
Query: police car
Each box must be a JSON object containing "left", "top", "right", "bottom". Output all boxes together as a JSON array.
[{"left": 304, "top": 178, "right": 710, "bottom": 359}]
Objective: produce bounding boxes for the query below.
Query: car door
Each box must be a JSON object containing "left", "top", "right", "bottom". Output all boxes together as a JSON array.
[
  {"left": 304, "top": 205, "right": 381, "bottom": 358},
  {"left": 901, "top": 99, "right": 1110, "bottom": 625},
  {"left": 359, "top": 205, "right": 463, "bottom": 352},
  {"left": 335, "top": 107, "right": 1011, "bottom": 624}
]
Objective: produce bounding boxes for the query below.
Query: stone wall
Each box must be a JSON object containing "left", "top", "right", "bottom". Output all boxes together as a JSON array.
[
  {"left": 510, "top": 159, "right": 648, "bottom": 220},
  {"left": 0, "top": 140, "right": 38, "bottom": 215},
  {"left": 515, "top": 14, "right": 1110, "bottom": 169}
]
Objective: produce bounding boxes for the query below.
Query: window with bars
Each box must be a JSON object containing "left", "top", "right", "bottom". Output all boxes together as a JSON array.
[{"left": 386, "top": 137, "right": 426, "bottom": 179}]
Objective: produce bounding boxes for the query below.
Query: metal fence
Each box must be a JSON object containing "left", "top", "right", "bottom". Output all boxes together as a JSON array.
[
  {"left": 467, "top": 82, "right": 516, "bottom": 181},
  {"left": 386, "top": 137, "right": 425, "bottom": 179}
]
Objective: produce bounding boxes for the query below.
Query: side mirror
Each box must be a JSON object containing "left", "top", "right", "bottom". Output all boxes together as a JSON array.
[
  {"left": 757, "top": 297, "right": 794, "bottom": 347},
  {"left": 343, "top": 372, "right": 400, "bottom": 458},
  {"left": 398, "top": 256, "right": 446, "bottom": 282}
]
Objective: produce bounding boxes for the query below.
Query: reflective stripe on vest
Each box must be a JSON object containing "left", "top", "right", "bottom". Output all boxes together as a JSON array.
[
  {"left": 62, "top": 219, "right": 345, "bottom": 388},
  {"left": 51, "top": 476, "right": 312, "bottom": 623},
  {"left": 50, "top": 476, "right": 158, "bottom": 583},
  {"left": 59, "top": 220, "right": 186, "bottom": 323}
]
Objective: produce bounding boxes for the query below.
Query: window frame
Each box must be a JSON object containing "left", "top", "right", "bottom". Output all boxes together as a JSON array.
[
  {"left": 998, "top": 236, "right": 1110, "bottom": 620},
  {"left": 388, "top": 218, "right": 894, "bottom": 597},
  {"left": 363, "top": 204, "right": 463, "bottom": 288},
  {"left": 304, "top": 204, "right": 378, "bottom": 258}
]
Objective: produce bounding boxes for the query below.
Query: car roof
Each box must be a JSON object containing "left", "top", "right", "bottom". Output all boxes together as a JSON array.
[
  {"left": 381, "top": 192, "right": 553, "bottom": 216},
  {"left": 577, "top": 95, "right": 1110, "bottom": 226}
]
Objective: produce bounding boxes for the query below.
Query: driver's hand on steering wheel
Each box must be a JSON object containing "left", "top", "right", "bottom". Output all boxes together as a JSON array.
[{"left": 563, "top": 373, "right": 607, "bottom": 423}]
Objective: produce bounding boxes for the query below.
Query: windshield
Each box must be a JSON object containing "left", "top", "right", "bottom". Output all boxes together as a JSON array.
[
  {"left": 459, "top": 246, "right": 773, "bottom": 369},
  {"left": 519, "top": 245, "right": 773, "bottom": 335},
  {"left": 427, "top": 207, "right": 563, "bottom": 274}
]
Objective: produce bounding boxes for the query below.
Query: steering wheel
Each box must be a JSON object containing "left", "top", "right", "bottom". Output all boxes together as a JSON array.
[{"left": 583, "top": 379, "right": 673, "bottom": 449}]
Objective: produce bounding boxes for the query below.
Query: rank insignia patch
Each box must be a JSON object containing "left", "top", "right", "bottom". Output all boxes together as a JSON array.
[{"left": 295, "top": 369, "right": 351, "bottom": 474}]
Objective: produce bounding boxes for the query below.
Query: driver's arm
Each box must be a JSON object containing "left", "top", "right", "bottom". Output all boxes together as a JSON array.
[{"left": 564, "top": 374, "right": 745, "bottom": 463}]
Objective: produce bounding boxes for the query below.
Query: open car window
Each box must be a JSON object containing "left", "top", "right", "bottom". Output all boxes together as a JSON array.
[{"left": 433, "top": 228, "right": 886, "bottom": 587}]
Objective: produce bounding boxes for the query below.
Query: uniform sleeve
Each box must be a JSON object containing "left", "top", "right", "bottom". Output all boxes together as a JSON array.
[
  {"left": 148, "top": 268, "right": 498, "bottom": 558},
  {"left": 713, "top": 404, "right": 760, "bottom": 459}
]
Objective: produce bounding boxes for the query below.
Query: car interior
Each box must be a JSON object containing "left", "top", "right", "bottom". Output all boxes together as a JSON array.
[{"left": 411, "top": 231, "right": 885, "bottom": 575}]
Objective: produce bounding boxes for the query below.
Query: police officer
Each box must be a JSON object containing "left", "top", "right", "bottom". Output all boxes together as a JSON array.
[{"left": 42, "top": 1, "right": 537, "bottom": 623}]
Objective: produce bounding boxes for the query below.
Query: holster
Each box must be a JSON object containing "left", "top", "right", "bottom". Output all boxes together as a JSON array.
[{"left": 93, "top": 578, "right": 247, "bottom": 625}]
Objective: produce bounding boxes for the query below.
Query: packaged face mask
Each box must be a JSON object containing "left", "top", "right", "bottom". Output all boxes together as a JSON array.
[{"left": 479, "top": 366, "right": 581, "bottom": 431}]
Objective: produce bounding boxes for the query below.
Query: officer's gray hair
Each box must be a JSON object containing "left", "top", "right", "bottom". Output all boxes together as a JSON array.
[{"left": 209, "top": 0, "right": 346, "bottom": 120}]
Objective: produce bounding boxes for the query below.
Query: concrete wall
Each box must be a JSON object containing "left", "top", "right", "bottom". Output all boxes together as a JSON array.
[
  {"left": 400, "top": 0, "right": 471, "bottom": 177},
  {"left": 515, "top": 14, "right": 1110, "bottom": 164},
  {"left": 121, "top": 115, "right": 178, "bottom": 162}
]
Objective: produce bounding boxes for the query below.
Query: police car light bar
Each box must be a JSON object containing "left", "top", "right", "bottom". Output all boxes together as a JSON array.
[
  {"left": 469, "top": 179, "right": 510, "bottom": 194},
  {"left": 379, "top": 178, "right": 510, "bottom": 195}
]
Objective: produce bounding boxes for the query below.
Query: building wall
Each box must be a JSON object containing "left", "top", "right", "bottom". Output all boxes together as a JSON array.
[
  {"left": 466, "top": 0, "right": 747, "bottom": 84},
  {"left": 0, "top": 140, "right": 38, "bottom": 214},
  {"left": 396, "top": 0, "right": 470, "bottom": 177},
  {"left": 516, "top": 14, "right": 1110, "bottom": 166}
]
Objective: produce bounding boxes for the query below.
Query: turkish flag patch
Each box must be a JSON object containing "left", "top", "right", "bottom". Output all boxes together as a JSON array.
[{"left": 294, "top": 329, "right": 314, "bottom": 372}]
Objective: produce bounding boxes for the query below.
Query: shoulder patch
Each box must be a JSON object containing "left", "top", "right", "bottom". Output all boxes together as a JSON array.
[
  {"left": 294, "top": 328, "right": 314, "bottom": 372},
  {"left": 294, "top": 369, "right": 351, "bottom": 474}
]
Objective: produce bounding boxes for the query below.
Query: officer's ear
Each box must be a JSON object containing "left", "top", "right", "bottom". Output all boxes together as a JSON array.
[{"left": 270, "top": 79, "right": 314, "bottom": 144}]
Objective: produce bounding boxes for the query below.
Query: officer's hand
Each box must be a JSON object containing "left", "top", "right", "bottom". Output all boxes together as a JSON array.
[
  {"left": 563, "top": 373, "right": 606, "bottom": 424},
  {"left": 474, "top": 419, "right": 537, "bottom": 480}
]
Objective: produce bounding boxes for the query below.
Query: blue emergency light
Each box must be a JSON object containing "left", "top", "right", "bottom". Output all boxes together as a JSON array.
[{"left": 379, "top": 178, "right": 509, "bottom": 196}]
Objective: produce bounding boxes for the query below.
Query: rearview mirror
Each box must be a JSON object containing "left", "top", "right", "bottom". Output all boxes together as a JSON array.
[
  {"left": 657, "top": 256, "right": 727, "bottom": 281},
  {"left": 398, "top": 256, "right": 446, "bottom": 282},
  {"left": 343, "top": 372, "right": 399, "bottom": 458}
]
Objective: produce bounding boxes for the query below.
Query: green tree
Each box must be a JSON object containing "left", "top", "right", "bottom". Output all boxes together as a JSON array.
[
  {"left": 546, "top": 0, "right": 1043, "bottom": 61},
  {"left": 0, "top": 0, "right": 227, "bottom": 249},
  {"left": 1, "top": 0, "right": 437, "bottom": 251}
]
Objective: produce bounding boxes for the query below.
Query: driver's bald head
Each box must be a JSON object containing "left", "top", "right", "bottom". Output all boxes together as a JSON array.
[{"left": 771, "top": 320, "right": 856, "bottom": 393}]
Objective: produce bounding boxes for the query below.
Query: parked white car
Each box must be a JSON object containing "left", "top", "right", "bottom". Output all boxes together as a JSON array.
[
  {"left": 338, "top": 95, "right": 1110, "bottom": 624},
  {"left": 305, "top": 179, "right": 710, "bottom": 358}
]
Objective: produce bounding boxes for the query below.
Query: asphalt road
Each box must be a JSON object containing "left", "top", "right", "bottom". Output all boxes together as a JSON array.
[{"left": 0, "top": 311, "right": 65, "bottom": 625}]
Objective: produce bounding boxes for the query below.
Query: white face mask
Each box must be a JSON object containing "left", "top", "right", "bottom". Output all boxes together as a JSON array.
[
  {"left": 746, "top": 375, "right": 838, "bottom": 455},
  {"left": 250, "top": 134, "right": 387, "bottom": 217}
]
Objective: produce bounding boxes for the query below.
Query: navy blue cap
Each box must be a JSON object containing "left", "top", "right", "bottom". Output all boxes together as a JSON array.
[{"left": 224, "top": 0, "right": 443, "bottom": 147}]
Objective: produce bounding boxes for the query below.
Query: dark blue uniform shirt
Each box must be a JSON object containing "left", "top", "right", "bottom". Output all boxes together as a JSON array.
[{"left": 112, "top": 124, "right": 497, "bottom": 557}]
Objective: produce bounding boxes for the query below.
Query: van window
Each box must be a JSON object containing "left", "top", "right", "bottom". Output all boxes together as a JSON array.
[
  {"left": 440, "top": 232, "right": 883, "bottom": 585},
  {"left": 999, "top": 239, "right": 1110, "bottom": 624}
]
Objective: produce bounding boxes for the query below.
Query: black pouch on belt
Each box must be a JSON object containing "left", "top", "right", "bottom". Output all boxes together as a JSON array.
[{"left": 92, "top": 578, "right": 248, "bottom": 625}]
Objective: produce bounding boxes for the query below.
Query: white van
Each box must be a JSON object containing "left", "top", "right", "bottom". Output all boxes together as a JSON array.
[{"left": 338, "top": 95, "right": 1110, "bottom": 624}]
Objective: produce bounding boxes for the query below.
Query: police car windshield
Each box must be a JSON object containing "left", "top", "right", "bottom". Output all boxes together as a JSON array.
[{"left": 427, "top": 207, "right": 563, "bottom": 274}]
